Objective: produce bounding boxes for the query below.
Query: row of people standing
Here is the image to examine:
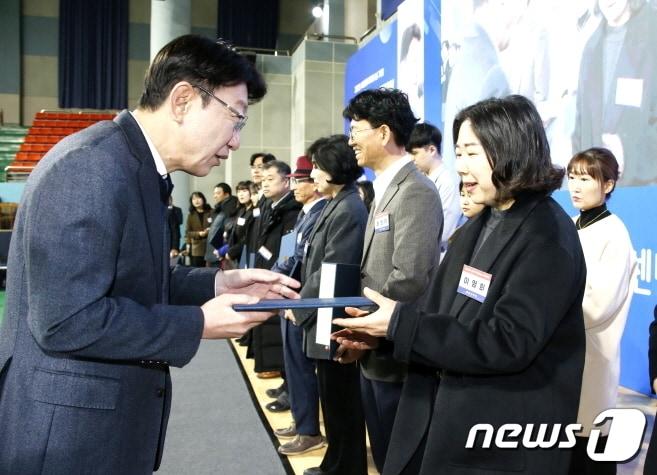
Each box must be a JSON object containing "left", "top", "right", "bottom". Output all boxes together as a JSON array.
[{"left": 332, "top": 93, "right": 637, "bottom": 475}]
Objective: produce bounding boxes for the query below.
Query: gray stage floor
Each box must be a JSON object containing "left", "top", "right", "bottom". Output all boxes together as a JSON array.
[{"left": 158, "top": 340, "right": 287, "bottom": 475}]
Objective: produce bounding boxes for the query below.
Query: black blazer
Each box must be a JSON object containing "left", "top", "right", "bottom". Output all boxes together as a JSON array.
[
  {"left": 294, "top": 185, "right": 368, "bottom": 359},
  {"left": 385, "top": 194, "right": 586, "bottom": 475}
]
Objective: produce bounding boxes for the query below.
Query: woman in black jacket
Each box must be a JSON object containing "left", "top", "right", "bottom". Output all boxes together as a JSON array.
[{"left": 334, "top": 95, "right": 587, "bottom": 475}]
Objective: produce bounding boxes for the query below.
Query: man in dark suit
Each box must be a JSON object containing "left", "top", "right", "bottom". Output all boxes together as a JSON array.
[
  {"left": 0, "top": 35, "right": 299, "bottom": 474},
  {"left": 343, "top": 88, "right": 442, "bottom": 472}
]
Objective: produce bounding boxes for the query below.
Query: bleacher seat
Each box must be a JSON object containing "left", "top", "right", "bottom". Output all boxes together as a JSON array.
[{"left": 4, "top": 110, "right": 117, "bottom": 181}]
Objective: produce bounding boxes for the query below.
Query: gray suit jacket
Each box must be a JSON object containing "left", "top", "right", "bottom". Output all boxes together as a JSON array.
[
  {"left": 0, "top": 111, "right": 217, "bottom": 474},
  {"left": 294, "top": 185, "right": 368, "bottom": 360},
  {"left": 361, "top": 161, "right": 442, "bottom": 382}
]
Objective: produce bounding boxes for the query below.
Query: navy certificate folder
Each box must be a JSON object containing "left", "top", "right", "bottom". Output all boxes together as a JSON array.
[{"left": 232, "top": 296, "right": 375, "bottom": 312}]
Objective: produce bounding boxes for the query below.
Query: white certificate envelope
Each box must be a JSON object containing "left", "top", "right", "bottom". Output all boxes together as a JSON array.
[{"left": 315, "top": 263, "right": 336, "bottom": 346}]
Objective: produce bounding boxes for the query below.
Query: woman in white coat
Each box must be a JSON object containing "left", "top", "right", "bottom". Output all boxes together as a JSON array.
[{"left": 566, "top": 147, "right": 636, "bottom": 475}]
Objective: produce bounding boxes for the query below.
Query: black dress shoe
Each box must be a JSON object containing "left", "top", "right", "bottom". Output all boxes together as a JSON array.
[
  {"left": 265, "top": 398, "right": 290, "bottom": 413},
  {"left": 266, "top": 382, "right": 286, "bottom": 398},
  {"left": 303, "top": 467, "right": 325, "bottom": 475}
]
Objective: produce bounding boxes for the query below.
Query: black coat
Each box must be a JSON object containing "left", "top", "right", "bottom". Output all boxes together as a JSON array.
[
  {"left": 250, "top": 192, "right": 301, "bottom": 372},
  {"left": 384, "top": 194, "right": 586, "bottom": 475}
]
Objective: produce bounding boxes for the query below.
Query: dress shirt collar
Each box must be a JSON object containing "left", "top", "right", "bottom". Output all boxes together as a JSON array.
[
  {"left": 373, "top": 155, "right": 413, "bottom": 209},
  {"left": 130, "top": 111, "right": 168, "bottom": 178},
  {"left": 302, "top": 197, "right": 325, "bottom": 214}
]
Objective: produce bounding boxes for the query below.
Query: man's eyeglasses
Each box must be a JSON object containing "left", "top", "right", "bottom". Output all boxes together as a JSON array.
[
  {"left": 348, "top": 126, "right": 379, "bottom": 140},
  {"left": 194, "top": 85, "right": 248, "bottom": 132},
  {"left": 290, "top": 177, "right": 312, "bottom": 185}
]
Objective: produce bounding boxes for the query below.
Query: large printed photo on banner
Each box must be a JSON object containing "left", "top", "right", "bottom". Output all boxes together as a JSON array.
[{"left": 441, "top": 0, "right": 657, "bottom": 187}]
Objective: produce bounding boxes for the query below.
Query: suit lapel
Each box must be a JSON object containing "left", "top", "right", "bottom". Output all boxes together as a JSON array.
[
  {"left": 361, "top": 162, "right": 414, "bottom": 265},
  {"left": 115, "top": 112, "right": 164, "bottom": 298}
]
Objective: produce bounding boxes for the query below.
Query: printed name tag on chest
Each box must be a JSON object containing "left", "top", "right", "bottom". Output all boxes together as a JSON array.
[
  {"left": 374, "top": 212, "right": 390, "bottom": 233},
  {"left": 253, "top": 208, "right": 261, "bottom": 218},
  {"left": 237, "top": 217, "right": 246, "bottom": 226},
  {"left": 258, "top": 246, "right": 273, "bottom": 261},
  {"left": 457, "top": 265, "right": 492, "bottom": 303}
]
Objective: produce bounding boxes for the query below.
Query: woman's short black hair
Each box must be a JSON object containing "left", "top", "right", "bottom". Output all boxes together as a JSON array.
[
  {"left": 310, "top": 135, "right": 363, "bottom": 185},
  {"left": 343, "top": 88, "right": 418, "bottom": 147},
  {"left": 453, "top": 95, "right": 564, "bottom": 203},
  {"left": 139, "top": 35, "right": 266, "bottom": 110}
]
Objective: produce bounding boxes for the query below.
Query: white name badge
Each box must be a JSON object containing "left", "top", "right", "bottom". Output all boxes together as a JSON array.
[
  {"left": 615, "top": 78, "right": 643, "bottom": 108},
  {"left": 374, "top": 212, "right": 390, "bottom": 233},
  {"left": 208, "top": 217, "right": 213, "bottom": 223},
  {"left": 237, "top": 217, "right": 246, "bottom": 226},
  {"left": 457, "top": 265, "right": 492, "bottom": 303},
  {"left": 258, "top": 246, "right": 273, "bottom": 261},
  {"left": 253, "top": 208, "right": 261, "bottom": 218}
]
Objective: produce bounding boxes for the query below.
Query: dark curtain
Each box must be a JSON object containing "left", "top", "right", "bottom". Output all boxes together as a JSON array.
[
  {"left": 58, "top": 0, "right": 128, "bottom": 109},
  {"left": 217, "top": 0, "right": 280, "bottom": 49}
]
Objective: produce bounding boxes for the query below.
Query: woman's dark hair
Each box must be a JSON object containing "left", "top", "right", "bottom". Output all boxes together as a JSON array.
[
  {"left": 357, "top": 180, "right": 375, "bottom": 211},
  {"left": 189, "top": 191, "right": 211, "bottom": 213},
  {"left": 567, "top": 147, "right": 620, "bottom": 199},
  {"left": 235, "top": 180, "right": 253, "bottom": 192},
  {"left": 452, "top": 95, "right": 564, "bottom": 203},
  {"left": 343, "top": 88, "right": 418, "bottom": 147},
  {"left": 139, "top": 35, "right": 266, "bottom": 110},
  {"left": 310, "top": 135, "right": 364, "bottom": 185}
]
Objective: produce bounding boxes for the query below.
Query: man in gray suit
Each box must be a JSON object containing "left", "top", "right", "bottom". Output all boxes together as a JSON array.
[
  {"left": 342, "top": 88, "right": 442, "bottom": 472},
  {"left": 0, "top": 35, "right": 298, "bottom": 474}
]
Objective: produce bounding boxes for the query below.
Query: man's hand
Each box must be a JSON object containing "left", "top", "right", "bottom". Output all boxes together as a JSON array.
[
  {"left": 215, "top": 269, "right": 301, "bottom": 300},
  {"left": 332, "top": 287, "right": 397, "bottom": 338},
  {"left": 201, "top": 293, "right": 272, "bottom": 339},
  {"left": 170, "top": 249, "right": 179, "bottom": 258},
  {"left": 331, "top": 328, "right": 380, "bottom": 351},
  {"left": 653, "top": 378, "right": 657, "bottom": 395},
  {"left": 333, "top": 344, "right": 366, "bottom": 364}
]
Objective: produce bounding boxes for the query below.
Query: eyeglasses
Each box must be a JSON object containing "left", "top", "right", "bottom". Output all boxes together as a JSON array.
[
  {"left": 290, "top": 177, "right": 312, "bottom": 185},
  {"left": 194, "top": 85, "right": 248, "bottom": 132},
  {"left": 348, "top": 126, "right": 379, "bottom": 140}
]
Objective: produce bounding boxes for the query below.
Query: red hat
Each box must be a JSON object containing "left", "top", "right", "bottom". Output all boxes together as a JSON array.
[{"left": 287, "top": 155, "right": 313, "bottom": 178}]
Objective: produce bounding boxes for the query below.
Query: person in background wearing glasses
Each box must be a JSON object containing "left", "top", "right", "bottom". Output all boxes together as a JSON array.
[
  {"left": 341, "top": 88, "right": 442, "bottom": 473},
  {"left": 0, "top": 35, "right": 301, "bottom": 474}
]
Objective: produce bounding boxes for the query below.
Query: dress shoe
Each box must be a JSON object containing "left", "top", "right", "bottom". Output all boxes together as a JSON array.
[
  {"left": 278, "top": 435, "right": 326, "bottom": 456},
  {"left": 274, "top": 423, "right": 297, "bottom": 439},
  {"left": 266, "top": 397, "right": 290, "bottom": 413},
  {"left": 266, "top": 382, "right": 286, "bottom": 398},
  {"left": 303, "top": 467, "right": 326, "bottom": 475},
  {"left": 256, "top": 371, "right": 281, "bottom": 379}
]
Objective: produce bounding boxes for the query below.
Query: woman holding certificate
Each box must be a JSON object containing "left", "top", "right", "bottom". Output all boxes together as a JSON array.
[
  {"left": 333, "top": 95, "right": 587, "bottom": 475},
  {"left": 289, "top": 134, "right": 369, "bottom": 475}
]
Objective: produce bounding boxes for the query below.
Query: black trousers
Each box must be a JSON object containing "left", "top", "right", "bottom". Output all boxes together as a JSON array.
[{"left": 316, "top": 359, "right": 367, "bottom": 475}]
